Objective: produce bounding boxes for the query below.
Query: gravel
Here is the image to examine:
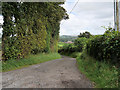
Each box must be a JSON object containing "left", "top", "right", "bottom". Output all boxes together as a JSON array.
[{"left": 2, "top": 56, "right": 94, "bottom": 88}]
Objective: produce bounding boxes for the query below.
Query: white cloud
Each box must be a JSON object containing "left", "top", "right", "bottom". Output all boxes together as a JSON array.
[
  {"left": 0, "top": 15, "right": 3, "bottom": 24},
  {"left": 60, "top": 2, "right": 114, "bottom": 35},
  {"left": 0, "top": 15, "right": 3, "bottom": 34},
  {"left": 0, "top": 2, "right": 117, "bottom": 36}
]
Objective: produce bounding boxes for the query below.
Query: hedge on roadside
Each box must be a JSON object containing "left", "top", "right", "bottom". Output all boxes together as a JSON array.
[
  {"left": 74, "top": 37, "right": 88, "bottom": 52},
  {"left": 2, "top": 2, "right": 68, "bottom": 60},
  {"left": 86, "top": 31, "right": 120, "bottom": 66},
  {"left": 58, "top": 44, "right": 76, "bottom": 54}
]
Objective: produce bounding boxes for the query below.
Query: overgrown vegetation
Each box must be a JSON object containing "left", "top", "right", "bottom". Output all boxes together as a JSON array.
[
  {"left": 78, "top": 31, "right": 92, "bottom": 38},
  {"left": 86, "top": 31, "right": 120, "bottom": 66},
  {"left": 2, "top": 53, "right": 61, "bottom": 72},
  {"left": 74, "top": 37, "right": 88, "bottom": 52},
  {"left": 2, "top": 2, "right": 68, "bottom": 60},
  {"left": 77, "top": 52, "right": 118, "bottom": 88},
  {"left": 59, "top": 29, "right": 119, "bottom": 88}
]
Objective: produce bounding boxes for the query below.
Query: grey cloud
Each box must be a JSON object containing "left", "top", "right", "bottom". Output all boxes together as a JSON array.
[{"left": 60, "top": 1, "right": 114, "bottom": 35}]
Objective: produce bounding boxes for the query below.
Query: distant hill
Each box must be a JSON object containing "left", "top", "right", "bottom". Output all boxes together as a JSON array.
[{"left": 59, "top": 35, "right": 78, "bottom": 42}]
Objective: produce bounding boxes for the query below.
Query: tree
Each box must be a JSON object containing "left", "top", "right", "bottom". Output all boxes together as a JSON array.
[
  {"left": 2, "top": 2, "right": 68, "bottom": 60},
  {"left": 78, "top": 31, "right": 92, "bottom": 38}
]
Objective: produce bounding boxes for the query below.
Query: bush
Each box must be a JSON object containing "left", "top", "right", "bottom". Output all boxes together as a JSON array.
[
  {"left": 58, "top": 44, "right": 77, "bottom": 54},
  {"left": 74, "top": 37, "right": 88, "bottom": 52},
  {"left": 86, "top": 31, "right": 120, "bottom": 66}
]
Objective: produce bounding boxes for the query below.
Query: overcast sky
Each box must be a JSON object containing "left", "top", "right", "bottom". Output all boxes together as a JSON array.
[
  {"left": 60, "top": 0, "right": 116, "bottom": 36},
  {"left": 0, "top": 0, "right": 120, "bottom": 36}
]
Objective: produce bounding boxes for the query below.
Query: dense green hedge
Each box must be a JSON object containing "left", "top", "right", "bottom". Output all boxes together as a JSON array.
[
  {"left": 2, "top": 2, "right": 68, "bottom": 60},
  {"left": 86, "top": 31, "right": 120, "bottom": 66},
  {"left": 59, "top": 30, "right": 120, "bottom": 66},
  {"left": 58, "top": 44, "right": 76, "bottom": 54},
  {"left": 74, "top": 37, "right": 88, "bottom": 52}
]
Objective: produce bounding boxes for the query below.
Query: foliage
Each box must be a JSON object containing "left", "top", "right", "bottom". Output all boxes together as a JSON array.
[
  {"left": 78, "top": 31, "right": 92, "bottom": 38},
  {"left": 58, "top": 43, "right": 76, "bottom": 54},
  {"left": 58, "top": 37, "right": 88, "bottom": 57},
  {"left": 64, "top": 52, "right": 80, "bottom": 58},
  {"left": 86, "top": 31, "right": 120, "bottom": 66},
  {"left": 102, "top": 26, "right": 115, "bottom": 34},
  {"left": 2, "top": 2, "right": 68, "bottom": 60},
  {"left": 59, "top": 27, "right": 119, "bottom": 88},
  {"left": 74, "top": 37, "right": 88, "bottom": 52},
  {"left": 58, "top": 42, "right": 65, "bottom": 47},
  {"left": 58, "top": 42, "right": 81, "bottom": 58},
  {"left": 76, "top": 52, "right": 118, "bottom": 88},
  {"left": 58, "top": 42, "right": 69, "bottom": 50},
  {"left": 59, "top": 37, "right": 88, "bottom": 56},
  {"left": 2, "top": 53, "right": 61, "bottom": 72}
]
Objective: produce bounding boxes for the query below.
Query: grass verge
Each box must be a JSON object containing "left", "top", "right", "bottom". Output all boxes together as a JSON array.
[
  {"left": 76, "top": 52, "right": 118, "bottom": 88},
  {"left": 2, "top": 53, "right": 61, "bottom": 72}
]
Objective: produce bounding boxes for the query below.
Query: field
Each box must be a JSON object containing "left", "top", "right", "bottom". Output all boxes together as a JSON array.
[
  {"left": 58, "top": 42, "right": 66, "bottom": 47},
  {"left": 58, "top": 42, "right": 68, "bottom": 49},
  {"left": 58, "top": 42, "right": 74, "bottom": 47}
]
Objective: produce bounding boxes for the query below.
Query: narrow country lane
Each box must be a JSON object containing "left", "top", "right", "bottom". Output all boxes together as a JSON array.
[{"left": 2, "top": 56, "right": 94, "bottom": 88}]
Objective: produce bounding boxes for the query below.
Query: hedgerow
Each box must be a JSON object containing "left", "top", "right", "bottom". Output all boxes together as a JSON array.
[
  {"left": 86, "top": 31, "right": 120, "bottom": 66},
  {"left": 2, "top": 2, "right": 68, "bottom": 60},
  {"left": 74, "top": 37, "right": 88, "bottom": 52}
]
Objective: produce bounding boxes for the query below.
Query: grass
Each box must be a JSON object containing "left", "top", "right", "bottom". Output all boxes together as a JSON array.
[
  {"left": 76, "top": 52, "right": 119, "bottom": 88},
  {"left": 2, "top": 53, "right": 61, "bottom": 72},
  {"left": 58, "top": 42, "right": 65, "bottom": 47},
  {"left": 58, "top": 42, "right": 70, "bottom": 48}
]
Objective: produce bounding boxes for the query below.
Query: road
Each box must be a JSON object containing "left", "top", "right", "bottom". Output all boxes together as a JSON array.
[{"left": 2, "top": 56, "right": 94, "bottom": 88}]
